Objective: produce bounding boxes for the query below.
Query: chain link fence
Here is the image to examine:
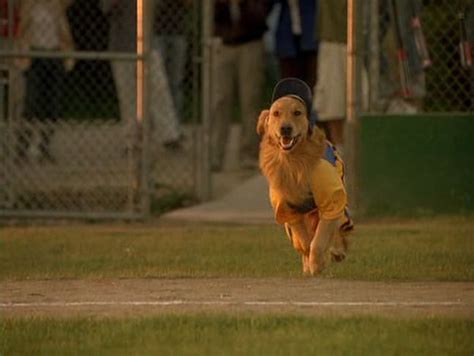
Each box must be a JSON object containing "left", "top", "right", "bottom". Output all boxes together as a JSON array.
[
  {"left": 3, "top": 0, "right": 471, "bottom": 220},
  {"left": 0, "top": 0, "right": 204, "bottom": 219},
  {"left": 361, "top": 0, "right": 473, "bottom": 114}
]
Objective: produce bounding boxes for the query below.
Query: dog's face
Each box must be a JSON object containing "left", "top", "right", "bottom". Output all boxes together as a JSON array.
[{"left": 258, "top": 96, "right": 310, "bottom": 152}]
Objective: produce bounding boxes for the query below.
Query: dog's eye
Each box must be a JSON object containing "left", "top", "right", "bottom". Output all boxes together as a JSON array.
[
  {"left": 293, "top": 110, "right": 302, "bottom": 116},
  {"left": 272, "top": 110, "right": 280, "bottom": 117}
]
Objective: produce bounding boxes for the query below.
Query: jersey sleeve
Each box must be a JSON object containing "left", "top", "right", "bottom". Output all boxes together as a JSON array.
[{"left": 310, "top": 160, "right": 347, "bottom": 220}]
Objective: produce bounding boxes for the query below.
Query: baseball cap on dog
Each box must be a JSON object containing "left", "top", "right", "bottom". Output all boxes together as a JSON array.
[{"left": 271, "top": 77, "right": 313, "bottom": 118}]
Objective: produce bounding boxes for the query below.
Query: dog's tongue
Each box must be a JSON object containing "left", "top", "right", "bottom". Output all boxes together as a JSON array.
[{"left": 282, "top": 137, "right": 292, "bottom": 145}]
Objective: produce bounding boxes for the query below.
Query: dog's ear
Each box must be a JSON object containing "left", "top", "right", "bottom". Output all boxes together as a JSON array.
[{"left": 256, "top": 109, "right": 270, "bottom": 136}]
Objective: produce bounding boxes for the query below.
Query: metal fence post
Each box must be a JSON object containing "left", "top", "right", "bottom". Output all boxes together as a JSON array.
[
  {"left": 369, "top": 0, "right": 380, "bottom": 112},
  {"left": 138, "top": 0, "right": 152, "bottom": 217},
  {"left": 7, "top": 0, "right": 15, "bottom": 39},
  {"left": 198, "top": 0, "right": 213, "bottom": 201},
  {"left": 346, "top": 0, "right": 360, "bottom": 215}
]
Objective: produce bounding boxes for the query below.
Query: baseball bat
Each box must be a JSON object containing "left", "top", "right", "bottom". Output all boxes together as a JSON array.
[{"left": 391, "top": 0, "right": 411, "bottom": 97}]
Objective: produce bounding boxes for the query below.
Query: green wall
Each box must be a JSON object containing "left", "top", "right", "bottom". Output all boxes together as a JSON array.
[{"left": 358, "top": 114, "right": 474, "bottom": 216}]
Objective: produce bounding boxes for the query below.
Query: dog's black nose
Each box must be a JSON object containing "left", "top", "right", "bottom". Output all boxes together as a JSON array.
[{"left": 280, "top": 125, "right": 292, "bottom": 137}]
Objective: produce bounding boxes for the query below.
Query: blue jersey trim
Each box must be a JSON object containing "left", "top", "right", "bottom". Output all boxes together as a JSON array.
[{"left": 324, "top": 142, "right": 337, "bottom": 166}]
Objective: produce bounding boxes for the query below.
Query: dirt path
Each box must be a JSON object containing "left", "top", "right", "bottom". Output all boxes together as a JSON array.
[{"left": 1, "top": 278, "right": 473, "bottom": 318}]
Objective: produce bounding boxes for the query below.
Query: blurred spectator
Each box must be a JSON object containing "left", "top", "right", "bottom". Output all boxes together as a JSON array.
[
  {"left": 313, "top": 0, "right": 346, "bottom": 153},
  {"left": 15, "top": 0, "right": 75, "bottom": 163},
  {"left": 67, "top": 0, "right": 115, "bottom": 119},
  {"left": 154, "top": 0, "right": 191, "bottom": 119},
  {"left": 0, "top": 0, "right": 19, "bottom": 39},
  {"left": 274, "top": 0, "right": 318, "bottom": 89},
  {"left": 1, "top": 0, "right": 22, "bottom": 123},
  {"left": 212, "top": 0, "right": 271, "bottom": 171},
  {"left": 102, "top": 0, "right": 182, "bottom": 151},
  {"left": 465, "top": 4, "right": 474, "bottom": 111},
  {"left": 379, "top": 0, "right": 427, "bottom": 113},
  {"left": 67, "top": 0, "right": 109, "bottom": 51},
  {"left": 262, "top": 2, "right": 281, "bottom": 85}
]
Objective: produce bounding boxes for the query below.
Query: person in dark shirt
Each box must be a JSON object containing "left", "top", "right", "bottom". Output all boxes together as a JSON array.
[
  {"left": 274, "top": 0, "right": 318, "bottom": 90},
  {"left": 211, "top": 0, "right": 271, "bottom": 171}
]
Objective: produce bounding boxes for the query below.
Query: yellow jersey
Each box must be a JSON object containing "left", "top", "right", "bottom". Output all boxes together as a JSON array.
[{"left": 270, "top": 142, "right": 348, "bottom": 225}]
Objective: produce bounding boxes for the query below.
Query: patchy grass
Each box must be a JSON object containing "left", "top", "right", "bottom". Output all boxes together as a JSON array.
[
  {"left": 1, "top": 315, "right": 473, "bottom": 356},
  {"left": 0, "top": 216, "right": 472, "bottom": 281}
]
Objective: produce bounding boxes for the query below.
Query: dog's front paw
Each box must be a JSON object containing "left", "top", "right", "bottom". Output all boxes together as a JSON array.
[
  {"left": 308, "top": 255, "right": 325, "bottom": 276},
  {"left": 302, "top": 255, "right": 311, "bottom": 275},
  {"left": 308, "top": 248, "right": 326, "bottom": 276}
]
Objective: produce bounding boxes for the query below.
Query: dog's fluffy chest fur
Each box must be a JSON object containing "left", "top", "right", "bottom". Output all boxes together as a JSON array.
[{"left": 259, "top": 131, "right": 325, "bottom": 206}]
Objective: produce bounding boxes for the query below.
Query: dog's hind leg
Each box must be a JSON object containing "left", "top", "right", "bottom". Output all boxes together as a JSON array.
[
  {"left": 330, "top": 217, "right": 348, "bottom": 262},
  {"left": 330, "top": 230, "right": 347, "bottom": 262},
  {"left": 330, "top": 214, "right": 354, "bottom": 262},
  {"left": 285, "top": 222, "right": 311, "bottom": 255}
]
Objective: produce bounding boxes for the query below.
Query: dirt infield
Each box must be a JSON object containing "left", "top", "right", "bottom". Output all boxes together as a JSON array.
[{"left": 1, "top": 278, "right": 473, "bottom": 318}]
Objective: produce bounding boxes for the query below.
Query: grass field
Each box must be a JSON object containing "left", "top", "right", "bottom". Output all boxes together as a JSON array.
[
  {"left": 1, "top": 215, "right": 473, "bottom": 355},
  {"left": 1, "top": 215, "right": 473, "bottom": 281},
  {"left": 1, "top": 315, "right": 473, "bottom": 356}
]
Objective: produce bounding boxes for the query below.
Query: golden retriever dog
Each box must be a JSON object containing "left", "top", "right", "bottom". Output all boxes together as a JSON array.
[{"left": 257, "top": 78, "right": 353, "bottom": 275}]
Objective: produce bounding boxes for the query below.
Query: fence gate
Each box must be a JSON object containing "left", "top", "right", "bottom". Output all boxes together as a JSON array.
[{"left": 0, "top": 0, "right": 205, "bottom": 219}]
